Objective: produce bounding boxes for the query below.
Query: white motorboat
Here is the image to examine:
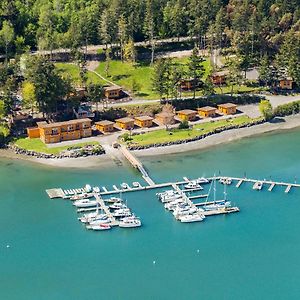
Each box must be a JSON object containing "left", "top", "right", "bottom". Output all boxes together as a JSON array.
[
  {"left": 157, "top": 190, "right": 179, "bottom": 199},
  {"left": 164, "top": 199, "right": 186, "bottom": 210},
  {"left": 219, "top": 177, "right": 232, "bottom": 185},
  {"left": 179, "top": 214, "right": 205, "bottom": 223},
  {"left": 160, "top": 193, "right": 182, "bottom": 203},
  {"left": 79, "top": 212, "right": 106, "bottom": 223},
  {"left": 93, "top": 187, "right": 100, "bottom": 193},
  {"left": 119, "top": 216, "right": 141, "bottom": 228},
  {"left": 85, "top": 184, "right": 93, "bottom": 193},
  {"left": 105, "top": 197, "right": 122, "bottom": 203},
  {"left": 89, "top": 215, "right": 112, "bottom": 225},
  {"left": 89, "top": 223, "right": 111, "bottom": 231},
  {"left": 253, "top": 181, "right": 263, "bottom": 190},
  {"left": 109, "top": 203, "right": 127, "bottom": 210},
  {"left": 173, "top": 206, "right": 198, "bottom": 218},
  {"left": 121, "top": 183, "right": 129, "bottom": 189},
  {"left": 73, "top": 199, "right": 98, "bottom": 208},
  {"left": 113, "top": 208, "right": 132, "bottom": 217},
  {"left": 132, "top": 182, "right": 140, "bottom": 188},
  {"left": 196, "top": 177, "right": 210, "bottom": 184},
  {"left": 184, "top": 181, "right": 201, "bottom": 190}
]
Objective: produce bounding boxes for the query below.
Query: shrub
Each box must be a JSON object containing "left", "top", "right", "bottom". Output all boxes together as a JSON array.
[
  {"left": 273, "top": 100, "right": 300, "bottom": 117},
  {"left": 178, "top": 120, "right": 189, "bottom": 129},
  {"left": 259, "top": 100, "right": 274, "bottom": 120}
]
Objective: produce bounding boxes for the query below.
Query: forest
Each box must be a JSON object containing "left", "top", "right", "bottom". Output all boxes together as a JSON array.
[{"left": 0, "top": 0, "right": 299, "bottom": 62}]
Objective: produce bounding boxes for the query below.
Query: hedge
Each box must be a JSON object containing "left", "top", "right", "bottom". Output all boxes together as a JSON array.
[
  {"left": 161, "top": 94, "right": 263, "bottom": 110},
  {"left": 273, "top": 100, "right": 300, "bottom": 117}
]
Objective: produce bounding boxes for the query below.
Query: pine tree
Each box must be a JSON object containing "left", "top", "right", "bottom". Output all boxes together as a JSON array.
[{"left": 188, "top": 47, "right": 205, "bottom": 99}]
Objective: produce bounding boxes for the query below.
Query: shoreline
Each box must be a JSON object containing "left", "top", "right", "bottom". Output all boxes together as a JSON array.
[
  {"left": 133, "top": 114, "right": 300, "bottom": 157},
  {"left": 1, "top": 114, "right": 300, "bottom": 168}
]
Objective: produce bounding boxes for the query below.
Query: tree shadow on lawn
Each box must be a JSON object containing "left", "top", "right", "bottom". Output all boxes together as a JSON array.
[{"left": 112, "top": 74, "right": 131, "bottom": 81}]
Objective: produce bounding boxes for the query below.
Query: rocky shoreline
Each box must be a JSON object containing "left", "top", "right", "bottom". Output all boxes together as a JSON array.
[
  {"left": 127, "top": 119, "right": 265, "bottom": 150},
  {"left": 7, "top": 144, "right": 106, "bottom": 159}
]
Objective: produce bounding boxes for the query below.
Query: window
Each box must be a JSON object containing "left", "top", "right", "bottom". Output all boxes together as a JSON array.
[{"left": 52, "top": 128, "right": 58, "bottom": 135}]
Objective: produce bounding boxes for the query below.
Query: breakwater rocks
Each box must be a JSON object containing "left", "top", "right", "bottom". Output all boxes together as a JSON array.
[
  {"left": 8, "top": 144, "right": 105, "bottom": 159},
  {"left": 128, "top": 119, "right": 265, "bottom": 150}
]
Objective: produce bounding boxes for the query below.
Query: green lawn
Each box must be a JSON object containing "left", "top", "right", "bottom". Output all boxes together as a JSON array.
[
  {"left": 55, "top": 63, "right": 106, "bottom": 85},
  {"left": 126, "top": 116, "right": 259, "bottom": 146},
  {"left": 14, "top": 138, "right": 100, "bottom": 155},
  {"left": 95, "top": 57, "right": 212, "bottom": 100}
]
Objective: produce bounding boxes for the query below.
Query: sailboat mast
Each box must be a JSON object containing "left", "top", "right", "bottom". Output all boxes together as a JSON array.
[{"left": 213, "top": 175, "right": 216, "bottom": 203}]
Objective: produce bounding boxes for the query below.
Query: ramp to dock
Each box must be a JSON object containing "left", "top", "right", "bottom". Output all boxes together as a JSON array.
[{"left": 119, "top": 145, "right": 155, "bottom": 186}]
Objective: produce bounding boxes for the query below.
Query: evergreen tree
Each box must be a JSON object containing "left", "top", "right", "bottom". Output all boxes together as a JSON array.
[{"left": 188, "top": 47, "right": 205, "bottom": 99}]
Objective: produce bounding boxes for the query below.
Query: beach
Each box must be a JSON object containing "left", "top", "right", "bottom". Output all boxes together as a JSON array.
[{"left": 1, "top": 114, "right": 300, "bottom": 168}]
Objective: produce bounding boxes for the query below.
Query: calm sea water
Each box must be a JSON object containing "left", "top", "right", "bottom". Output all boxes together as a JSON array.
[{"left": 1, "top": 129, "right": 300, "bottom": 300}]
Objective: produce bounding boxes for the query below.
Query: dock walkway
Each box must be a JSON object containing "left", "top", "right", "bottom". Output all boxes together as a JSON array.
[
  {"left": 120, "top": 145, "right": 155, "bottom": 186},
  {"left": 94, "top": 194, "right": 119, "bottom": 226}
]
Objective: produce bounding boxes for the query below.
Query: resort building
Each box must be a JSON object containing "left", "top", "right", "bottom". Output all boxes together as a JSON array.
[
  {"left": 218, "top": 103, "right": 237, "bottom": 115},
  {"left": 115, "top": 117, "right": 135, "bottom": 130},
  {"left": 95, "top": 120, "right": 115, "bottom": 133},
  {"left": 135, "top": 116, "right": 154, "bottom": 128},
  {"left": 198, "top": 106, "right": 217, "bottom": 118},
  {"left": 27, "top": 118, "right": 92, "bottom": 144},
  {"left": 155, "top": 112, "right": 175, "bottom": 126},
  {"left": 104, "top": 85, "right": 123, "bottom": 99},
  {"left": 27, "top": 127, "right": 40, "bottom": 138},
  {"left": 176, "top": 109, "right": 197, "bottom": 122},
  {"left": 211, "top": 71, "right": 228, "bottom": 85},
  {"left": 279, "top": 78, "right": 293, "bottom": 90}
]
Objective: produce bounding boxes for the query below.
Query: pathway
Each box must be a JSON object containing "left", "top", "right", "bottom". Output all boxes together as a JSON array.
[{"left": 86, "top": 61, "right": 116, "bottom": 86}]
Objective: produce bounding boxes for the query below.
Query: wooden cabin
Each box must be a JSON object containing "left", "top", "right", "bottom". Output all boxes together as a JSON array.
[
  {"left": 28, "top": 118, "right": 92, "bottom": 144},
  {"left": 198, "top": 106, "right": 217, "bottom": 118},
  {"left": 104, "top": 85, "right": 123, "bottom": 99},
  {"left": 135, "top": 116, "right": 154, "bottom": 128},
  {"left": 279, "top": 78, "right": 293, "bottom": 90},
  {"left": 115, "top": 117, "right": 135, "bottom": 130},
  {"left": 27, "top": 127, "right": 41, "bottom": 138},
  {"left": 95, "top": 120, "right": 114, "bottom": 133},
  {"left": 180, "top": 78, "right": 198, "bottom": 91},
  {"left": 176, "top": 109, "right": 197, "bottom": 122},
  {"left": 155, "top": 112, "right": 175, "bottom": 126},
  {"left": 211, "top": 71, "right": 229, "bottom": 85},
  {"left": 218, "top": 103, "right": 237, "bottom": 115}
]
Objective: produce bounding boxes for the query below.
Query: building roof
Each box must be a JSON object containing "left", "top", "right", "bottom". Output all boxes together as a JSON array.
[
  {"left": 115, "top": 117, "right": 135, "bottom": 123},
  {"left": 279, "top": 77, "right": 293, "bottom": 81},
  {"left": 176, "top": 109, "right": 197, "bottom": 115},
  {"left": 212, "top": 70, "right": 229, "bottom": 77},
  {"left": 135, "top": 116, "right": 154, "bottom": 121},
  {"left": 155, "top": 112, "right": 175, "bottom": 118},
  {"left": 104, "top": 85, "right": 122, "bottom": 92},
  {"left": 218, "top": 103, "right": 237, "bottom": 109},
  {"left": 38, "top": 118, "right": 92, "bottom": 129},
  {"left": 95, "top": 120, "right": 114, "bottom": 126},
  {"left": 198, "top": 106, "right": 217, "bottom": 112}
]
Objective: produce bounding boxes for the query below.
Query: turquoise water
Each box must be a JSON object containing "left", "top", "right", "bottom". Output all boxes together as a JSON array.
[{"left": 1, "top": 129, "right": 300, "bottom": 300}]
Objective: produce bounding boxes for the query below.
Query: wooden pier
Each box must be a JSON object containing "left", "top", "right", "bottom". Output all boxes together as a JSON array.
[
  {"left": 236, "top": 179, "right": 244, "bottom": 188},
  {"left": 268, "top": 183, "right": 275, "bottom": 192},
  {"left": 285, "top": 185, "right": 292, "bottom": 193},
  {"left": 94, "top": 194, "right": 119, "bottom": 226},
  {"left": 46, "top": 188, "right": 65, "bottom": 199},
  {"left": 120, "top": 146, "right": 155, "bottom": 186}
]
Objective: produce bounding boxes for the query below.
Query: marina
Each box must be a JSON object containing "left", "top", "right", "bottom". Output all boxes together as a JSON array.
[{"left": 46, "top": 173, "right": 299, "bottom": 229}]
